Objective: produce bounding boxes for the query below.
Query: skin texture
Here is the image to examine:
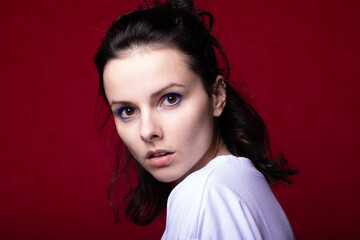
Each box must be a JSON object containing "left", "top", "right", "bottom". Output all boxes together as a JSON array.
[{"left": 103, "top": 47, "right": 229, "bottom": 183}]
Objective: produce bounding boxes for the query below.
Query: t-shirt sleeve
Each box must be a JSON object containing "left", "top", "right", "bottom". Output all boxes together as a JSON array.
[
  {"left": 162, "top": 159, "right": 294, "bottom": 240},
  {"left": 163, "top": 168, "right": 265, "bottom": 239},
  {"left": 197, "top": 184, "right": 263, "bottom": 239},
  {"left": 194, "top": 168, "right": 266, "bottom": 240}
]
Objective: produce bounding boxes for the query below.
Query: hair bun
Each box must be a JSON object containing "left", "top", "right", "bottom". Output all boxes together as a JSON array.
[
  {"left": 164, "top": 0, "right": 196, "bottom": 12},
  {"left": 142, "top": 0, "right": 213, "bottom": 32},
  {"left": 141, "top": 0, "right": 196, "bottom": 13}
]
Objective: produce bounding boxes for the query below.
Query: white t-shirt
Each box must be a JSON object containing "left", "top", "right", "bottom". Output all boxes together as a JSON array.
[{"left": 161, "top": 155, "right": 294, "bottom": 240}]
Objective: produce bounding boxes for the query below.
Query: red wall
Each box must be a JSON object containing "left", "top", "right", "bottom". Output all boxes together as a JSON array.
[{"left": 1, "top": 0, "right": 359, "bottom": 239}]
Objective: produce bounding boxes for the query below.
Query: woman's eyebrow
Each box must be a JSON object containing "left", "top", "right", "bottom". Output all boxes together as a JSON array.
[
  {"left": 110, "top": 100, "right": 132, "bottom": 108},
  {"left": 150, "top": 83, "right": 185, "bottom": 98}
]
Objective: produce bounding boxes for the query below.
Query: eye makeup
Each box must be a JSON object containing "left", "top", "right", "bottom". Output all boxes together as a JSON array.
[
  {"left": 115, "top": 106, "right": 137, "bottom": 120},
  {"left": 159, "top": 93, "right": 183, "bottom": 108},
  {"left": 113, "top": 92, "right": 184, "bottom": 121}
]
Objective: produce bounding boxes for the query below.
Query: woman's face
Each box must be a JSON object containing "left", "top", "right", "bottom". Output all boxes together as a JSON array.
[{"left": 103, "top": 48, "right": 226, "bottom": 183}]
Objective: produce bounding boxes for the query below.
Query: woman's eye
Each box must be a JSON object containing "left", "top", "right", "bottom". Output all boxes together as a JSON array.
[
  {"left": 115, "top": 107, "right": 136, "bottom": 120},
  {"left": 160, "top": 93, "right": 183, "bottom": 108}
]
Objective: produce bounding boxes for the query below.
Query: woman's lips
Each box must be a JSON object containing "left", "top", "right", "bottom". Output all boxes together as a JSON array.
[{"left": 146, "top": 151, "right": 174, "bottom": 167}]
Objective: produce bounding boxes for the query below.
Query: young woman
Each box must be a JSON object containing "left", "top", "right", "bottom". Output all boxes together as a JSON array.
[{"left": 94, "top": 0, "right": 297, "bottom": 239}]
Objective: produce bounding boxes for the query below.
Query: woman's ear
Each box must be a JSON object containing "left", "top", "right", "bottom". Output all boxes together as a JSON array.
[{"left": 212, "top": 75, "right": 227, "bottom": 117}]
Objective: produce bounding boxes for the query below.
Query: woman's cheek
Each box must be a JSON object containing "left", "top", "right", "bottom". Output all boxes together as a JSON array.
[{"left": 116, "top": 126, "right": 138, "bottom": 155}]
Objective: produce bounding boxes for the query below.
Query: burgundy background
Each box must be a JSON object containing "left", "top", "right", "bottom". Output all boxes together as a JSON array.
[{"left": 1, "top": 0, "right": 359, "bottom": 239}]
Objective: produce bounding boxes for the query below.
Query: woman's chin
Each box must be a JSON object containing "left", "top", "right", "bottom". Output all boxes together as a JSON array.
[{"left": 150, "top": 170, "right": 184, "bottom": 184}]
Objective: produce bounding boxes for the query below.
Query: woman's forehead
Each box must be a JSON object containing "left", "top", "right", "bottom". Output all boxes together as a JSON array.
[
  {"left": 104, "top": 48, "right": 190, "bottom": 82},
  {"left": 103, "top": 48, "right": 202, "bottom": 103}
]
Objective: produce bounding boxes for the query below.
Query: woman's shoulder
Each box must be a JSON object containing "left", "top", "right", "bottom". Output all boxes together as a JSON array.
[
  {"left": 171, "top": 155, "right": 266, "bottom": 197},
  {"left": 165, "top": 155, "right": 294, "bottom": 239},
  {"left": 168, "top": 154, "right": 271, "bottom": 210},
  {"left": 202, "top": 154, "right": 264, "bottom": 184},
  {"left": 205, "top": 155, "right": 269, "bottom": 196}
]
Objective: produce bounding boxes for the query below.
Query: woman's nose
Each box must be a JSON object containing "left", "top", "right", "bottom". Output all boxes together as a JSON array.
[{"left": 139, "top": 112, "right": 163, "bottom": 142}]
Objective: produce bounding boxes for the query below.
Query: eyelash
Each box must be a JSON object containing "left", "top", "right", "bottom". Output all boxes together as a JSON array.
[
  {"left": 114, "top": 93, "right": 183, "bottom": 121},
  {"left": 115, "top": 106, "right": 136, "bottom": 120},
  {"left": 160, "top": 93, "right": 183, "bottom": 108}
]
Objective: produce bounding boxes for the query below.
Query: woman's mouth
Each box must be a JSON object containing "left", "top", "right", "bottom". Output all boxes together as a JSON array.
[{"left": 146, "top": 151, "right": 174, "bottom": 167}]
